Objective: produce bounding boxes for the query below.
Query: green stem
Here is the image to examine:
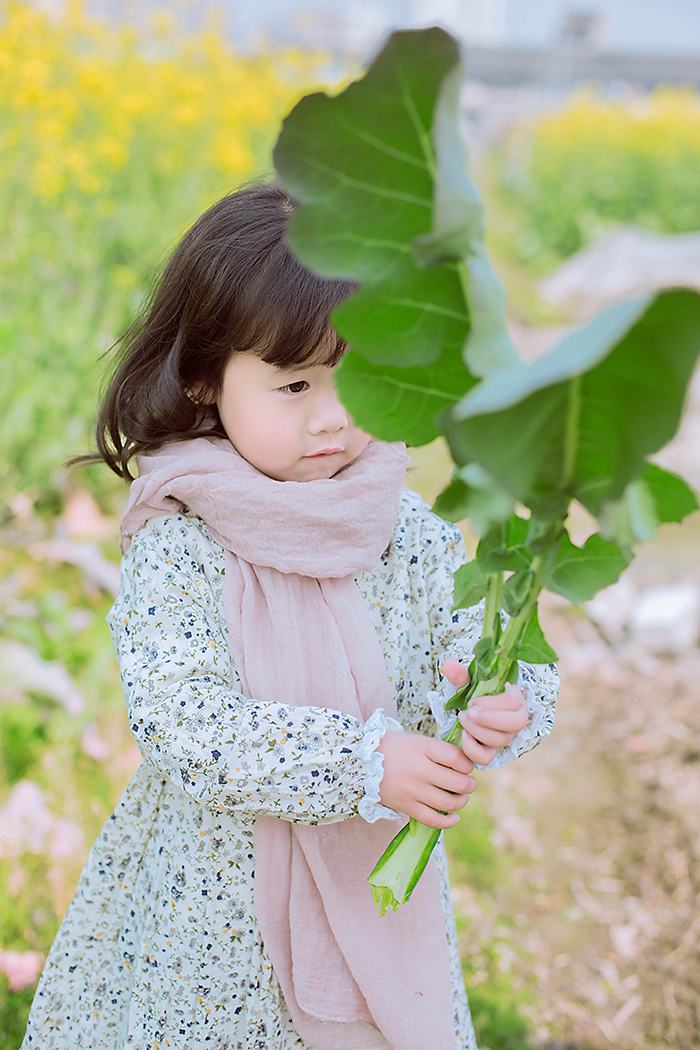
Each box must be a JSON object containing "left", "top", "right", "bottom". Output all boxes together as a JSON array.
[
  {"left": 367, "top": 819, "right": 441, "bottom": 915},
  {"left": 369, "top": 557, "right": 547, "bottom": 911},
  {"left": 483, "top": 570, "right": 503, "bottom": 640},
  {"left": 443, "top": 555, "right": 543, "bottom": 739},
  {"left": 498, "top": 554, "right": 543, "bottom": 655}
]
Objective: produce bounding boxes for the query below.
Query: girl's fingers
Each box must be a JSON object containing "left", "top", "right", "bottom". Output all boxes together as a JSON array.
[
  {"left": 459, "top": 716, "right": 517, "bottom": 748},
  {"left": 428, "top": 766, "right": 477, "bottom": 797},
  {"left": 425, "top": 736, "right": 475, "bottom": 775},
  {"left": 424, "top": 786, "right": 475, "bottom": 814},
  {"left": 410, "top": 804, "right": 462, "bottom": 830},
  {"left": 461, "top": 730, "right": 498, "bottom": 765},
  {"left": 413, "top": 785, "right": 473, "bottom": 821},
  {"left": 469, "top": 685, "right": 525, "bottom": 711},
  {"left": 460, "top": 706, "right": 528, "bottom": 735},
  {"left": 442, "top": 659, "right": 469, "bottom": 688}
]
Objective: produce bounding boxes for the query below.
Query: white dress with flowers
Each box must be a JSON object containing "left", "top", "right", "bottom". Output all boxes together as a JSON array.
[{"left": 22, "top": 488, "right": 558, "bottom": 1050}]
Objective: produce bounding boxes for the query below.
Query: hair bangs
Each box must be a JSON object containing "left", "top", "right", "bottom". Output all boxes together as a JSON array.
[{"left": 239, "top": 237, "right": 355, "bottom": 370}]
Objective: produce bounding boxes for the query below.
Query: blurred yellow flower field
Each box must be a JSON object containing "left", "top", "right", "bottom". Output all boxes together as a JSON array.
[
  {"left": 0, "top": 0, "right": 324, "bottom": 499},
  {"left": 504, "top": 87, "right": 700, "bottom": 263}
]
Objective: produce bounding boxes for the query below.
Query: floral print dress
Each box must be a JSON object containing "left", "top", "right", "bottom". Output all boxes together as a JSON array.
[{"left": 22, "top": 489, "right": 558, "bottom": 1050}]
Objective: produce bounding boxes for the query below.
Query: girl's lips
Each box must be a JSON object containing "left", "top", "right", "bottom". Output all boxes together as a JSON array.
[{"left": 306, "top": 448, "right": 343, "bottom": 458}]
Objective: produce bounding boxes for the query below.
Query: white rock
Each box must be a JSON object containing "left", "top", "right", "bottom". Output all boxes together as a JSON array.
[
  {"left": 628, "top": 582, "right": 700, "bottom": 653},
  {"left": 586, "top": 576, "right": 637, "bottom": 642},
  {"left": 539, "top": 225, "right": 700, "bottom": 313}
]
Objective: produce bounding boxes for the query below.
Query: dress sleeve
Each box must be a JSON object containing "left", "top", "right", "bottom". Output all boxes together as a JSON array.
[
  {"left": 423, "top": 512, "right": 559, "bottom": 767},
  {"left": 107, "top": 514, "right": 392, "bottom": 826}
]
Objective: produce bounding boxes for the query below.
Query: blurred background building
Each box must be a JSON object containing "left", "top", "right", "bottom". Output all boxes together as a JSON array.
[
  {"left": 207, "top": 0, "right": 700, "bottom": 59},
  {"left": 54, "top": 0, "right": 700, "bottom": 58}
]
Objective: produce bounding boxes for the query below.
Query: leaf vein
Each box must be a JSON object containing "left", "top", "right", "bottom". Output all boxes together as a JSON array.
[
  {"left": 303, "top": 157, "right": 431, "bottom": 208},
  {"left": 333, "top": 113, "right": 430, "bottom": 170}
]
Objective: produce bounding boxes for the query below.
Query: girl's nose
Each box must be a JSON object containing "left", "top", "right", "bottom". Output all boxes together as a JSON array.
[{"left": 308, "top": 388, "right": 349, "bottom": 434}]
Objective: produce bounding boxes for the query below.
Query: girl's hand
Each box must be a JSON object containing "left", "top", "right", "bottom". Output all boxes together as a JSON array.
[
  {"left": 377, "top": 732, "right": 477, "bottom": 830},
  {"left": 443, "top": 658, "right": 529, "bottom": 766}
]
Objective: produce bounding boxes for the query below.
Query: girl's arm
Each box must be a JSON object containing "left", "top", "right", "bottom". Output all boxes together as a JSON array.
[
  {"left": 422, "top": 507, "right": 560, "bottom": 768},
  {"left": 107, "top": 513, "right": 394, "bottom": 826}
]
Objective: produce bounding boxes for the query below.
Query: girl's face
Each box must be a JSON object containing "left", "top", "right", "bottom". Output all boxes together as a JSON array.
[{"left": 216, "top": 352, "right": 371, "bottom": 482}]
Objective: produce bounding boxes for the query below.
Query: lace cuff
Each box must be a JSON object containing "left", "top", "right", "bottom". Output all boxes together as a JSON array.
[
  {"left": 357, "top": 707, "right": 404, "bottom": 823},
  {"left": 427, "top": 671, "right": 546, "bottom": 771}
]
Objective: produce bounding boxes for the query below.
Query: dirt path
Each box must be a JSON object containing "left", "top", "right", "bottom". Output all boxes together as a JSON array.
[{"left": 449, "top": 547, "right": 700, "bottom": 1049}]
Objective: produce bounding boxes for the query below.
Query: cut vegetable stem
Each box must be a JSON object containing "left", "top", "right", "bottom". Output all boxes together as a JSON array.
[{"left": 368, "top": 557, "right": 546, "bottom": 912}]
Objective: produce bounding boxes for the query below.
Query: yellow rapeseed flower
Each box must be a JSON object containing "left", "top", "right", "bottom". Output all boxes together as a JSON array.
[{"left": 0, "top": 0, "right": 327, "bottom": 201}]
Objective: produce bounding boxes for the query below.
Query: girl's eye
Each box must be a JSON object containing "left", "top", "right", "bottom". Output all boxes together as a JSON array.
[{"left": 280, "top": 380, "right": 309, "bottom": 394}]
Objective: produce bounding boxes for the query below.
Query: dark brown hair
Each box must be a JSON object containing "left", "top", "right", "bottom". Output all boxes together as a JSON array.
[{"left": 92, "top": 181, "right": 354, "bottom": 479}]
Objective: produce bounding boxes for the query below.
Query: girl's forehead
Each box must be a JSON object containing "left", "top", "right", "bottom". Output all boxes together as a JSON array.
[
  {"left": 257, "top": 327, "right": 342, "bottom": 372},
  {"left": 272, "top": 355, "right": 335, "bottom": 375},
  {"left": 226, "top": 353, "right": 333, "bottom": 382}
]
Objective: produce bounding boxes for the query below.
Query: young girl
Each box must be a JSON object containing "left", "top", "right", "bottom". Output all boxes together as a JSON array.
[{"left": 22, "top": 182, "right": 558, "bottom": 1050}]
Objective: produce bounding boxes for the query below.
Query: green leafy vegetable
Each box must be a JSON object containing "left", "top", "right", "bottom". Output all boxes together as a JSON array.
[
  {"left": 477, "top": 516, "right": 531, "bottom": 572},
  {"left": 641, "top": 463, "right": 699, "bottom": 524},
  {"left": 273, "top": 25, "right": 700, "bottom": 913},
  {"left": 542, "top": 532, "right": 631, "bottom": 604},
  {"left": 513, "top": 606, "right": 558, "bottom": 663},
  {"left": 452, "top": 561, "right": 490, "bottom": 610}
]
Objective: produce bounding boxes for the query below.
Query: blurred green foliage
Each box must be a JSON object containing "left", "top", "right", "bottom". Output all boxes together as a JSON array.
[
  {"left": 0, "top": 983, "right": 36, "bottom": 1050},
  {"left": 447, "top": 798, "right": 538, "bottom": 1050},
  {"left": 500, "top": 87, "right": 700, "bottom": 266},
  {"left": 447, "top": 794, "right": 505, "bottom": 894},
  {"left": 0, "top": 542, "right": 132, "bottom": 1047},
  {"left": 0, "top": 704, "right": 48, "bottom": 784}
]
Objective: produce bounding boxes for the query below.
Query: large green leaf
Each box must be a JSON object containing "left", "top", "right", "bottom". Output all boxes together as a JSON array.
[
  {"left": 330, "top": 265, "right": 468, "bottom": 367},
  {"left": 642, "top": 462, "right": 699, "bottom": 523},
  {"left": 452, "top": 561, "right": 490, "bottom": 611},
  {"left": 453, "top": 296, "right": 650, "bottom": 415},
  {"left": 513, "top": 606, "right": 558, "bottom": 663},
  {"left": 274, "top": 30, "right": 468, "bottom": 378},
  {"left": 407, "top": 63, "right": 520, "bottom": 376},
  {"left": 542, "top": 531, "right": 630, "bottom": 603},
  {"left": 273, "top": 28, "right": 518, "bottom": 445},
  {"left": 443, "top": 290, "right": 700, "bottom": 518},
  {"left": 274, "top": 29, "right": 456, "bottom": 284},
  {"left": 334, "top": 344, "right": 472, "bottom": 445},
  {"left": 477, "top": 516, "right": 532, "bottom": 572}
]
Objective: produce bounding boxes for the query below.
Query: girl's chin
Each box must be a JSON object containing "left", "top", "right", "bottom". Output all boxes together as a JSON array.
[{"left": 300, "top": 460, "right": 345, "bottom": 481}]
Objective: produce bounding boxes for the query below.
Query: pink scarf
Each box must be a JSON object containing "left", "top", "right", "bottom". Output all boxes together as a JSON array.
[{"left": 121, "top": 436, "right": 456, "bottom": 1050}]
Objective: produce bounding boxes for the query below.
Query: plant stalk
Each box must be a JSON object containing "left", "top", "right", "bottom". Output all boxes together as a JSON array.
[{"left": 368, "top": 557, "right": 544, "bottom": 911}]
